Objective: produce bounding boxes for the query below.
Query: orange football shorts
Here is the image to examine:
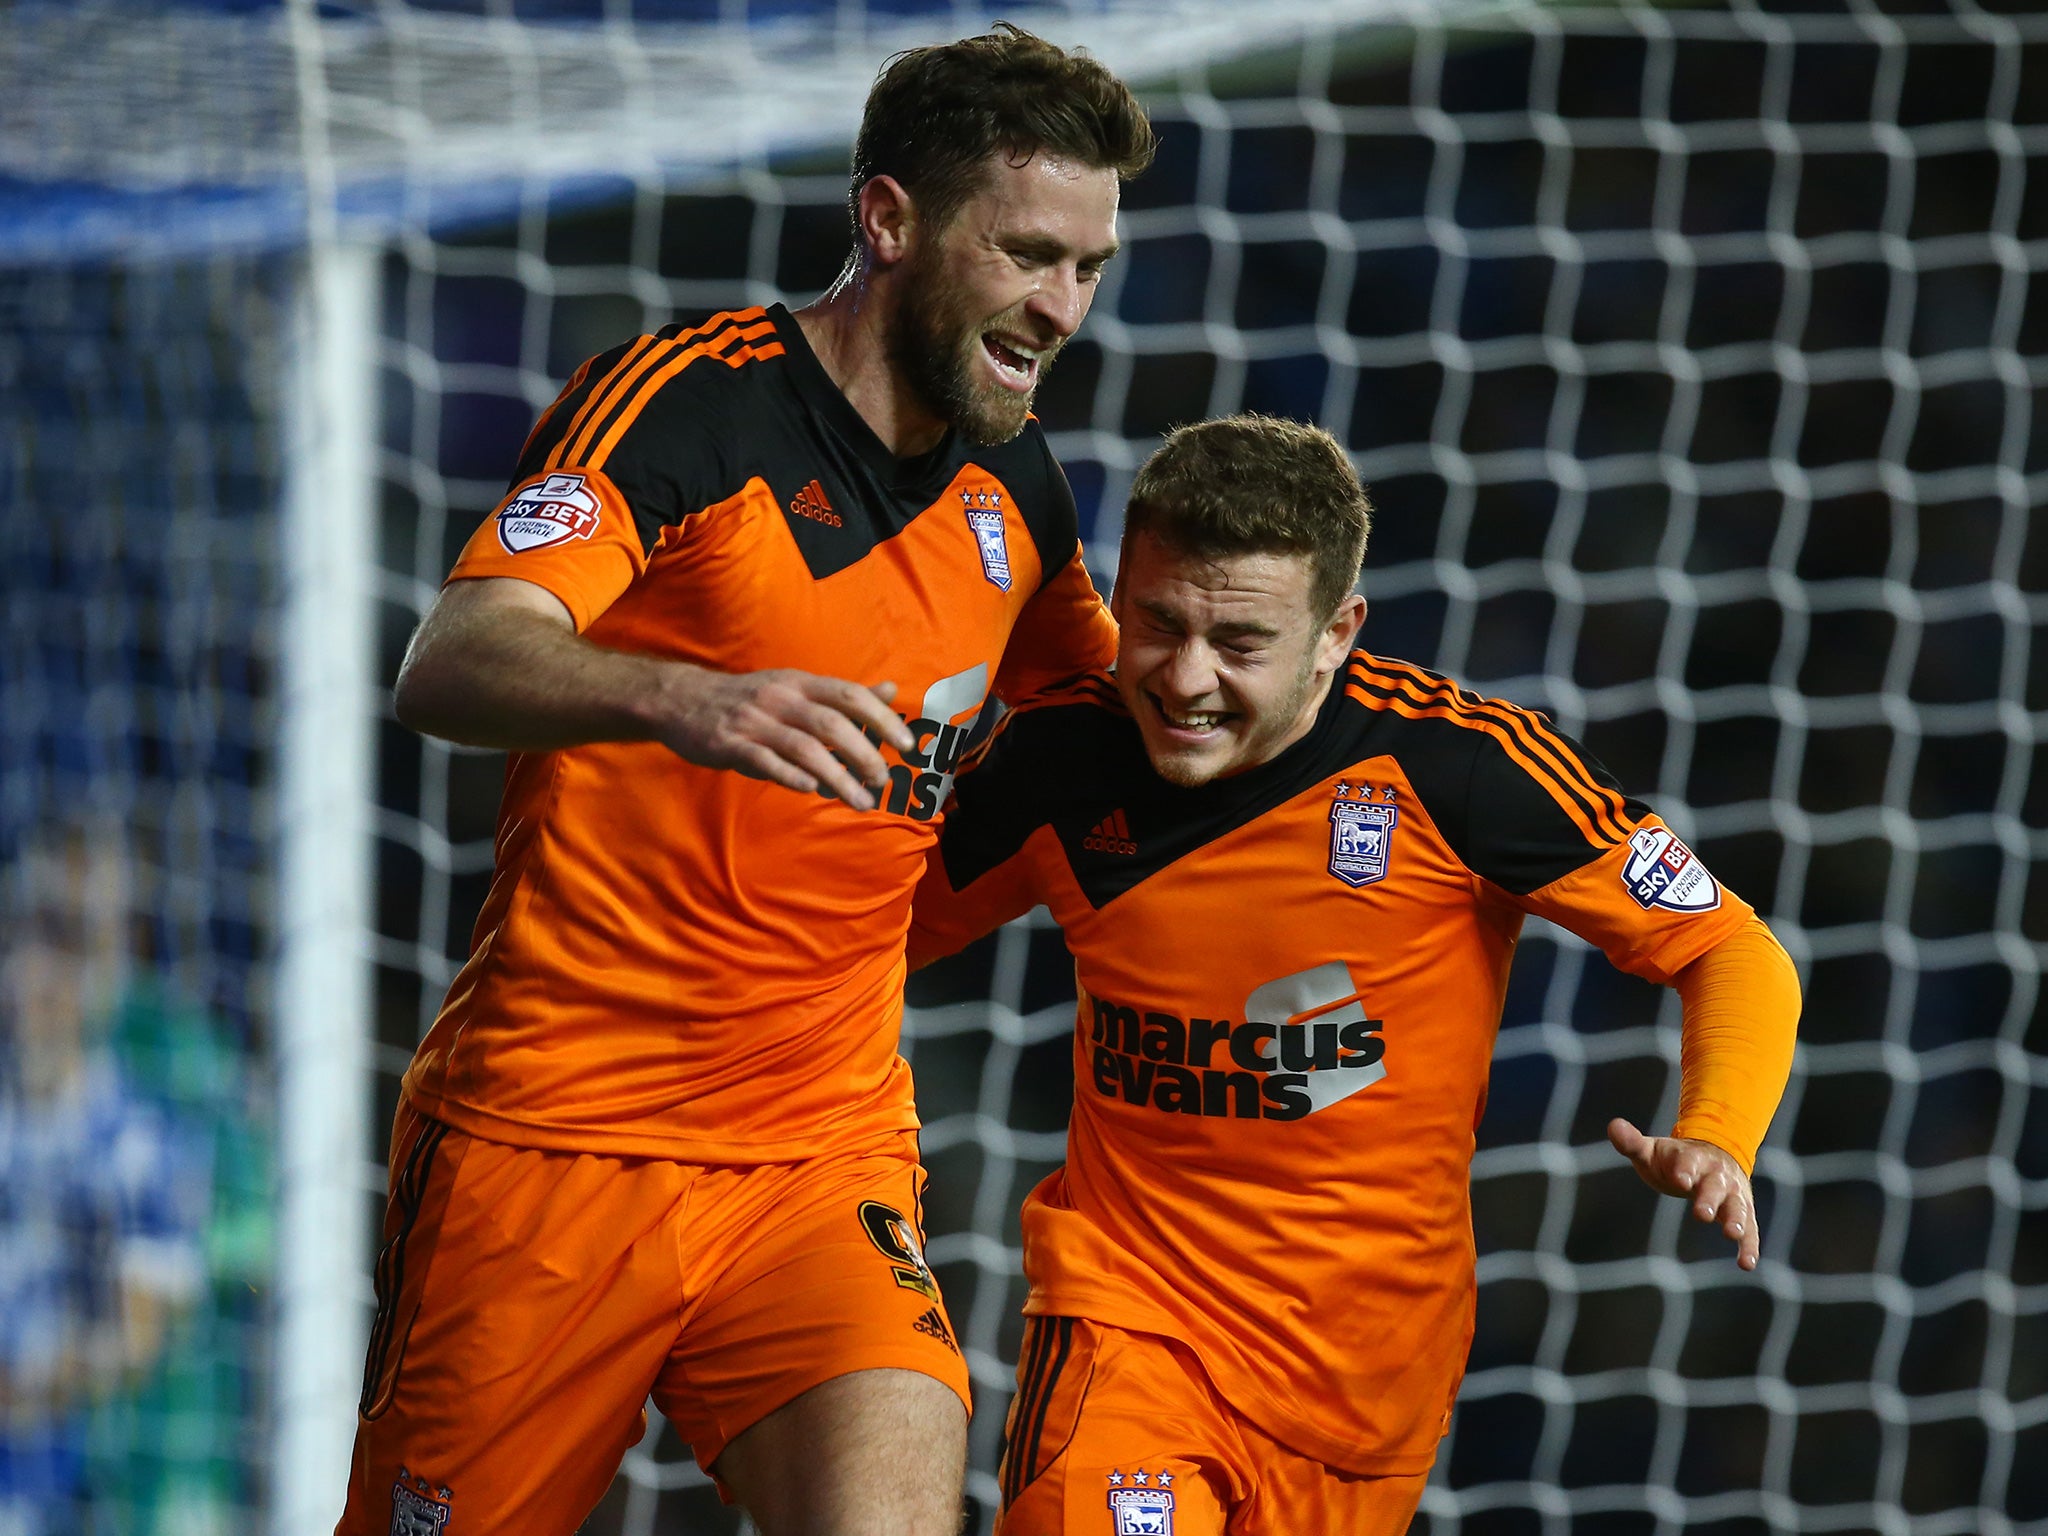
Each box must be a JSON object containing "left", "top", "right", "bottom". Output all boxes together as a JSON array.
[
  {"left": 336, "top": 1097, "right": 970, "bottom": 1536},
  {"left": 996, "top": 1317, "right": 1427, "bottom": 1536}
]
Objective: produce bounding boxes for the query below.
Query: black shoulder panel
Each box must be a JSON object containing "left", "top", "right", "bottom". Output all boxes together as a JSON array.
[
  {"left": 970, "top": 652, "right": 1655, "bottom": 910},
  {"left": 1340, "top": 658, "right": 1650, "bottom": 894},
  {"left": 511, "top": 338, "right": 635, "bottom": 483},
  {"left": 598, "top": 333, "right": 755, "bottom": 555},
  {"left": 937, "top": 677, "right": 1131, "bottom": 891}
]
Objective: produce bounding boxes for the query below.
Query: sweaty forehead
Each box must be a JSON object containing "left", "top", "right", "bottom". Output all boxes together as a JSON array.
[{"left": 968, "top": 154, "right": 1120, "bottom": 231}]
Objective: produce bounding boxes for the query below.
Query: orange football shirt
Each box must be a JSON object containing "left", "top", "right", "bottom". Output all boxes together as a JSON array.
[
  {"left": 401, "top": 306, "right": 1118, "bottom": 1162},
  {"left": 910, "top": 654, "right": 1775, "bottom": 1474}
]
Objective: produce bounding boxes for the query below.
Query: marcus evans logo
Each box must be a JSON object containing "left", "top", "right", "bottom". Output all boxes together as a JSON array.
[
  {"left": 842, "top": 662, "right": 988, "bottom": 822},
  {"left": 495, "top": 472, "right": 600, "bottom": 553},
  {"left": 1622, "top": 826, "right": 1722, "bottom": 914},
  {"left": 1086, "top": 962, "right": 1388, "bottom": 1122}
]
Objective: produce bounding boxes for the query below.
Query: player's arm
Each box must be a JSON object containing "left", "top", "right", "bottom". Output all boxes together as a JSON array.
[
  {"left": 1437, "top": 705, "right": 1799, "bottom": 1268},
  {"left": 395, "top": 575, "right": 914, "bottom": 811},
  {"left": 1606, "top": 914, "right": 1800, "bottom": 1271},
  {"left": 906, "top": 705, "right": 1063, "bottom": 968},
  {"left": 906, "top": 835, "right": 1041, "bottom": 971}
]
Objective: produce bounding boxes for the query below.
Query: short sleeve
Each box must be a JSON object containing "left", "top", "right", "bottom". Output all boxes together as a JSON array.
[{"left": 447, "top": 467, "right": 649, "bottom": 632}]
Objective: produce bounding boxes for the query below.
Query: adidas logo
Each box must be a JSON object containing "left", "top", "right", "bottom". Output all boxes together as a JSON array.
[
  {"left": 788, "top": 478, "right": 842, "bottom": 527},
  {"left": 1082, "top": 809, "right": 1137, "bottom": 856},
  {"left": 912, "top": 1307, "right": 958, "bottom": 1353}
]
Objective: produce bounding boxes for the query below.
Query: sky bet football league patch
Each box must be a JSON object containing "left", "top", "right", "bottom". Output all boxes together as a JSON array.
[
  {"left": 1621, "top": 826, "right": 1722, "bottom": 914},
  {"left": 496, "top": 472, "right": 602, "bottom": 553}
]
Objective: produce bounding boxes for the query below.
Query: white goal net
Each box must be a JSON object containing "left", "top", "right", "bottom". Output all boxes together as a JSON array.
[{"left": 5, "top": 1, "right": 2041, "bottom": 1533}]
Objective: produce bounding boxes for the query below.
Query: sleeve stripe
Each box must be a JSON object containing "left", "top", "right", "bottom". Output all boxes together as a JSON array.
[
  {"left": 1345, "top": 680, "right": 1614, "bottom": 847},
  {"left": 517, "top": 352, "right": 596, "bottom": 465},
  {"left": 546, "top": 308, "right": 770, "bottom": 471},
  {"left": 1345, "top": 659, "right": 1633, "bottom": 847},
  {"left": 555, "top": 311, "right": 746, "bottom": 468},
  {"left": 544, "top": 332, "right": 667, "bottom": 472},
  {"left": 1352, "top": 654, "right": 1634, "bottom": 837},
  {"left": 583, "top": 318, "right": 782, "bottom": 471}
]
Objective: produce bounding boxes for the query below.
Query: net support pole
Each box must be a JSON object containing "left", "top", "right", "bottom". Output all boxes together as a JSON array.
[{"left": 273, "top": 239, "right": 379, "bottom": 1535}]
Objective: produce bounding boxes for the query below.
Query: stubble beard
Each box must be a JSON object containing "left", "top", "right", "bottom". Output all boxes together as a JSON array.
[{"left": 888, "top": 247, "right": 1055, "bottom": 448}]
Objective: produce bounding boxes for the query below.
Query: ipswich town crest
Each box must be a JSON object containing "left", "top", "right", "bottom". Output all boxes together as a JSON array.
[
  {"left": 1328, "top": 783, "right": 1398, "bottom": 888},
  {"left": 389, "top": 1471, "right": 452, "bottom": 1536},
  {"left": 961, "top": 487, "right": 1012, "bottom": 591},
  {"left": 1106, "top": 1471, "right": 1175, "bottom": 1535}
]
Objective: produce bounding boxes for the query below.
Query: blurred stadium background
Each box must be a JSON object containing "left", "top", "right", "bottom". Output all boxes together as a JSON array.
[{"left": 2, "top": 0, "right": 2043, "bottom": 1532}]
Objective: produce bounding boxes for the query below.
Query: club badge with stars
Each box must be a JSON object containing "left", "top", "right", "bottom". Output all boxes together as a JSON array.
[
  {"left": 960, "top": 486, "right": 1012, "bottom": 592},
  {"left": 1328, "top": 779, "right": 1398, "bottom": 888},
  {"left": 388, "top": 1469, "right": 453, "bottom": 1536},
  {"left": 1105, "top": 1469, "right": 1175, "bottom": 1535}
]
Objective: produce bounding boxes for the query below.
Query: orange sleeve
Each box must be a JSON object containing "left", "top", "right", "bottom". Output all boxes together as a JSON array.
[
  {"left": 908, "top": 695, "right": 1074, "bottom": 968},
  {"left": 1669, "top": 914, "right": 1801, "bottom": 1176},
  {"left": 906, "top": 831, "right": 1044, "bottom": 971},
  {"left": 991, "top": 543, "right": 1117, "bottom": 708},
  {"left": 445, "top": 467, "right": 648, "bottom": 632}
]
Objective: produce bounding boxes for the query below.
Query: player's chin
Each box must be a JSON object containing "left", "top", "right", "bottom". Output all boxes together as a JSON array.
[
  {"left": 953, "top": 389, "right": 1035, "bottom": 447},
  {"left": 1141, "top": 734, "right": 1228, "bottom": 788}
]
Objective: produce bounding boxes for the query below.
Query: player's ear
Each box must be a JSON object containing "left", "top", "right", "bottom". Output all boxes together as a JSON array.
[
  {"left": 857, "top": 176, "right": 916, "bottom": 268},
  {"left": 1316, "top": 591, "right": 1367, "bottom": 673}
]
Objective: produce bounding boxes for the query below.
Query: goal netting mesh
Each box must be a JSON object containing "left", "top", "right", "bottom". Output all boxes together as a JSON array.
[{"left": 6, "top": 0, "right": 2043, "bottom": 1532}]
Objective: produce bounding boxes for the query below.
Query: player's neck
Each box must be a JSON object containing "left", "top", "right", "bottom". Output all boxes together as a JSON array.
[{"left": 794, "top": 279, "right": 948, "bottom": 460}]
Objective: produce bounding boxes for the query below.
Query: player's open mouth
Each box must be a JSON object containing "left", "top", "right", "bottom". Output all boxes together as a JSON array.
[
  {"left": 1150, "top": 696, "right": 1231, "bottom": 738},
  {"left": 982, "top": 334, "right": 1041, "bottom": 391}
]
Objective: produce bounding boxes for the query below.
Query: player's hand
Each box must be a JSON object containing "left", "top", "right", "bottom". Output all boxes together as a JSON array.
[
  {"left": 655, "top": 667, "right": 915, "bottom": 812},
  {"left": 1606, "top": 1117, "right": 1760, "bottom": 1271}
]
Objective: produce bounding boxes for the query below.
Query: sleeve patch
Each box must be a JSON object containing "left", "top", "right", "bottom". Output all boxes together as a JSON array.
[
  {"left": 497, "top": 472, "right": 603, "bottom": 553},
  {"left": 1622, "top": 826, "right": 1723, "bottom": 914}
]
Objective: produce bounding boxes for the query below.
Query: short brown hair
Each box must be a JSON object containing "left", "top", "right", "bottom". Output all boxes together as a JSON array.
[
  {"left": 851, "top": 23, "right": 1155, "bottom": 239},
  {"left": 1122, "top": 415, "right": 1373, "bottom": 620}
]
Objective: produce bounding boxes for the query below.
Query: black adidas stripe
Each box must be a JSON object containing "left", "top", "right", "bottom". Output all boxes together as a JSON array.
[
  {"left": 1003, "top": 1317, "right": 1057, "bottom": 1505},
  {"left": 359, "top": 1116, "right": 450, "bottom": 1419},
  {"left": 1018, "top": 1317, "right": 1076, "bottom": 1502}
]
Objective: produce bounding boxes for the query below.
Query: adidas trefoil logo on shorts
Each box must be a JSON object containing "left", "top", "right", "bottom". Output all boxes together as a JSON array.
[
  {"left": 389, "top": 1469, "right": 452, "bottom": 1535},
  {"left": 912, "top": 1306, "right": 958, "bottom": 1353}
]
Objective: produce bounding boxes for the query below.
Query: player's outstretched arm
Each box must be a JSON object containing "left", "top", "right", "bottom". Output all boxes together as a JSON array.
[
  {"left": 393, "top": 575, "right": 915, "bottom": 810},
  {"left": 1603, "top": 914, "right": 1798, "bottom": 1272},
  {"left": 1606, "top": 1117, "right": 1760, "bottom": 1270}
]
